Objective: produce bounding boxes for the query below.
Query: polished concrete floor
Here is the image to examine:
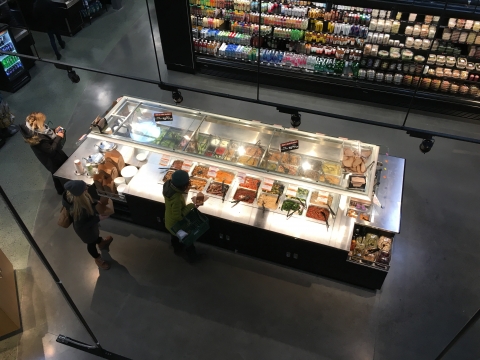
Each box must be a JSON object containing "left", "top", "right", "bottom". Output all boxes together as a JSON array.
[{"left": 1, "top": 2, "right": 480, "bottom": 360}]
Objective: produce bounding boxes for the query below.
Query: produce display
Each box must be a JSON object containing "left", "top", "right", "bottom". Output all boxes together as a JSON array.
[
  {"left": 239, "top": 176, "right": 261, "bottom": 190},
  {"left": 310, "top": 191, "right": 333, "bottom": 206},
  {"left": 277, "top": 164, "right": 298, "bottom": 175},
  {"left": 287, "top": 187, "right": 309, "bottom": 200},
  {"left": 281, "top": 153, "right": 301, "bottom": 166},
  {"left": 238, "top": 155, "right": 259, "bottom": 166},
  {"left": 189, "top": 177, "right": 208, "bottom": 191},
  {"left": 306, "top": 205, "right": 330, "bottom": 222},
  {"left": 267, "top": 180, "right": 285, "bottom": 195},
  {"left": 171, "top": 160, "right": 184, "bottom": 170},
  {"left": 186, "top": 134, "right": 209, "bottom": 154},
  {"left": 207, "top": 182, "right": 229, "bottom": 196},
  {"left": 281, "top": 199, "right": 303, "bottom": 214},
  {"left": 163, "top": 170, "right": 174, "bottom": 182},
  {"left": 214, "top": 170, "right": 235, "bottom": 184},
  {"left": 257, "top": 193, "right": 279, "bottom": 210},
  {"left": 322, "top": 162, "right": 342, "bottom": 176},
  {"left": 159, "top": 130, "right": 183, "bottom": 149},
  {"left": 233, "top": 188, "right": 256, "bottom": 203},
  {"left": 192, "top": 165, "right": 209, "bottom": 178}
]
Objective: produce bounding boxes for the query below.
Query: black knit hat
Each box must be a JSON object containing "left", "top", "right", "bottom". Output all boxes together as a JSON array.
[
  {"left": 171, "top": 170, "right": 190, "bottom": 187},
  {"left": 64, "top": 180, "right": 87, "bottom": 196}
]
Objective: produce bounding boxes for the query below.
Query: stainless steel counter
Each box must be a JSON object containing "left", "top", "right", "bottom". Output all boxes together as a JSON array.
[{"left": 55, "top": 134, "right": 404, "bottom": 252}]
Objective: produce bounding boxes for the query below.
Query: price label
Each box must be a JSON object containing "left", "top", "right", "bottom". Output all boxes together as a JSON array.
[
  {"left": 316, "top": 132, "right": 325, "bottom": 136},
  {"left": 207, "top": 166, "right": 219, "bottom": 178},
  {"left": 159, "top": 155, "right": 170, "bottom": 167},
  {"left": 251, "top": 120, "right": 261, "bottom": 123},
  {"left": 154, "top": 112, "right": 173, "bottom": 122},
  {"left": 286, "top": 185, "right": 298, "bottom": 197},
  {"left": 182, "top": 160, "right": 193, "bottom": 172},
  {"left": 237, "top": 172, "right": 246, "bottom": 184},
  {"left": 280, "top": 140, "right": 299, "bottom": 153},
  {"left": 338, "top": 137, "right": 349, "bottom": 140},
  {"left": 262, "top": 178, "right": 274, "bottom": 191},
  {"left": 273, "top": 124, "right": 283, "bottom": 128},
  {"left": 288, "top": 128, "right": 299, "bottom": 131}
]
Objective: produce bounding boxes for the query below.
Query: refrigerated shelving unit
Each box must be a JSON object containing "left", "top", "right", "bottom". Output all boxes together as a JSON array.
[{"left": 54, "top": 96, "right": 404, "bottom": 289}]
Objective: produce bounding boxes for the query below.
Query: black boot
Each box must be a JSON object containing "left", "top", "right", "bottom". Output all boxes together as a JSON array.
[
  {"left": 171, "top": 235, "right": 183, "bottom": 255},
  {"left": 185, "top": 245, "right": 199, "bottom": 263}
]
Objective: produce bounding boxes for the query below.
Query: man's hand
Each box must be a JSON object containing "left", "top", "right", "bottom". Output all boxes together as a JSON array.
[{"left": 56, "top": 131, "right": 64, "bottom": 138}]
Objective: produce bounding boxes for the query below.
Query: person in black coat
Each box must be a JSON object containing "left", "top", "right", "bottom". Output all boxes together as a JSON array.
[
  {"left": 33, "top": 0, "right": 65, "bottom": 60},
  {"left": 19, "top": 112, "right": 68, "bottom": 194},
  {"left": 62, "top": 180, "right": 114, "bottom": 270}
]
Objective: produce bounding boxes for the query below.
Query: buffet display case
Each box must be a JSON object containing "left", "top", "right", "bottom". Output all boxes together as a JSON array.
[
  {"left": 55, "top": 96, "right": 404, "bottom": 289},
  {"left": 154, "top": 0, "right": 480, "bottom": 118}
]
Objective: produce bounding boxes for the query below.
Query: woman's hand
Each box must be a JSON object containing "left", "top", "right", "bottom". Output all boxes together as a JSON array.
[{"left": 56, "top": 132, "right": 64, "bottom": 138}]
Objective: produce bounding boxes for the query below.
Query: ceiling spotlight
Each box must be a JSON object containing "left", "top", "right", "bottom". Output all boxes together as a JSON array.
[
  {"left": 419, "top": 138, "right": 435, "bottom": 154},
  {"left": 172, "top": 90, "right": 183, "bottom": 104},
  {"left": 290, "top": 113, "right": 301, "bottom": 128}
]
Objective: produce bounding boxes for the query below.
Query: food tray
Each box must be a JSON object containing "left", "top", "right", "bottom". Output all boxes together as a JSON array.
[
  {"left": 285, "top": 184, "right": 309, "bottom": 201},
  {"left": 189, "top": 177, "right": 208, "bottom": 192},
  {"left": 190, "top": 164, "right": 210, "bottom": 179},
  {"left": 161, "top": 170, "right": 175, "bottom": 183},
  {"left": 206, "top": 181, "right": 232, "bottom": 199},
  {"left": 237, "top": 175, "right": 262, "bottom": 191},
  {"left": 265, "top": 149, "right": 281, "bottom": 162},
  {"left": 305, "top": 205, "right": 333, "bottom": 226},
  {"left": 170, "top": 159, "right": 184, "bottom": 170},
  {"left": 277, "top": 164, "right": 298, "bottom": 175},
  {"left": 279, "top": 198, "right": 305, "bottom": 218},
  {"left": 214, "top": 169, "right": 236, "bottom": 184},
  {"left": 280, "top": 152, "right": 302, "bottom": 166},
  {"left": 237, "top": 155, "right": 260, "bottom": 167},
  {"left": 262, "top": 179, "right": 287, "bottom": 196},
  {"left": 261, "top": 159, "right": 278, "bottom": 171},
  {"left": 257, "top": 192, "right": 281, "bottom": 211},
  {"left": 349, "top": 198, "right": 371, "bottom": 212},
  {"left": 185, "top": 133, "right": 210, "bottom": 154},
  {"left": 232, "top": 188, "right": 257, "bottom": 204}
]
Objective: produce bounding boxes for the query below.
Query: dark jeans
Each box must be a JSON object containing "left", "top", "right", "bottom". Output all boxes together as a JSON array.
[
  {"left": 171, "top": 234, "right": 196, "bottom": 260},
  {"left": 47, "top": 29, "right": 63, "bottom": 55},
  {"left": 87, "top": 237, "right": 103, "bottom": 258}
]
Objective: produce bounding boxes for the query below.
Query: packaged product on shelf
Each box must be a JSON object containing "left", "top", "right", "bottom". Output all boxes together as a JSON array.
[
  {"left": 414, "top": 39, "right": 422, "bottom": 49},
  {"left": 431, "top": 79, "right": 441, "bottom": 91},
  {"left": 428, "top": 26, "right": 437, "bottom": 39},
  {"left": 440, "top": 79, "right": 451, "bottom": 92},
  {"left": 432, "top": 39, "right": 439, "bottom": 51},
  {"left": 470, "top": 85, "right": 480, "bottom": 97},
  {"left": 467, "top": 32, "right": 476, "bottom": 45},
  {"left": 451, "top": 29, "right": 461, "bottom": 42},
  {"left": 446, "top": 56, "right": 456, "bottom": 67},
  {"left": 375, "top": 72, "right": 384, "bottom": 82},
  {"left": 425, "top": 15, "right": 433, "bottom": 24},
  {"left": 460, "top": 84, "right": 470, "bottom": 94},
  {"left": 436, "top": 67, "right": 444, "bottom": 77},
  {"left": 459, "top": 31, "right": 468, "bottom": 44},
  {"left": 452, "top": 70, "right": 460, "bottom": 78},
  {"left": 461, "top": 70, "right": 469, "bottom": 80},
  {"left": 257, "top": 193, "right": 279, "bottom": 210},
  {"left": 403, "top": 75, "right": 413, "bottom": 86},
  {"left": 405, "top": 26, "right": 413, "bottom": 35},
  {"left": 442, "top": 28, "right": 452, "bottom": 41},
  {"left": 474, "top": 21, "right": 480, "bottom": 32},
  {"left": 420, "top": 24, "right": 429, "bottom": 38},
  {"left": 450, "top": 83, "right": 459, "bottom": 94},
  {"left": 401, "top": 49, "right": 414, "bottom": 61},
  {"left": 457, "top": 19, "right": 466, "bottom": 29},
  {"left": 409, "top": 13, "right": 417, "bottom": 22},
  {"left": 384, "top": 20, "right": 392, "bottom": 33},
  {"left": 448, "top": 18, "right": 457, "bottom": 29},
  {"left": 413, "top": 24, "right": 421, "bottom": 37},
  {"left": 385, "top": 73, "right": 393, "bottom": 83},
  {"left": 393, "top": 73, "right": 403, "bottom": 85},
  {"left": 436, "top": 55, "right": 446, "bottom": 66},
  {"left": 391, "top": 20, "right": 400, "bottom": 34},
  {"left": 420, "top": 77, "right": 432, "bottom": 89}
]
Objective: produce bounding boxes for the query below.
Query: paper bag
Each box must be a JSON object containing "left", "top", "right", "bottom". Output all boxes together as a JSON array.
[
  {"left": 96, "top": 198, "right": 115, "bottom": 216},
  {"left": 105, "top": 149, "right": 125, "bottom": 173},
  {"left": 98, "top": 162, "right": 118, "bottom": 180}
]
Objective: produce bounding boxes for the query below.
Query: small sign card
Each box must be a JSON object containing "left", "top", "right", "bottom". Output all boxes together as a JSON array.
[
  {"left": 262, "top": 178, "right": 274, "bottom": 192},
  {"left": 154, "top": 112, "right": 173, "bottom": 122},
  {"left": 286, "top": 185, "right": 298, "bottom": 197},
  {"left": 159, "top": 154, "right": 170, "bottom": 167},
  {"left": 207, "top": 166, "right": 219, "bottom": 178},
  {"left": 280, "top": 140, "right": 299, "bottom": 153},
  {"left": 182, "top": 160, "right": 193, "bottom": 172},
  {"left": 237, "top": 172, "right": 246, "bottom": 184}
]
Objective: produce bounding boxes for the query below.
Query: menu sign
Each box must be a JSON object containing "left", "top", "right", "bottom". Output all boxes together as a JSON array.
[
  {"left": 159, "top": 154, "right": 170, "bottom": 166},
  {"left": 286, "top": 185, "right": 298, "bottom": 197},
  {"left": 181, "top": 160, "right": 193, "bottom": 172},
  {"left": 262, "top": 178, "right": 274, "bottom": 192},
  {"left": 207, "top": 166, "right": 219, "bottom": 178},
  {"left": 280, "top": 140, "right": 299, "bottom": 153},
  {"left": 154, "top": 112, "right": 173, "bottom": 122}
]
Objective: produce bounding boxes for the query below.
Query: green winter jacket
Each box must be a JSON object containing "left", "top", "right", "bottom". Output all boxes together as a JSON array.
[{"left": 163, "top": 180, "right": 195, "bottom": 235}]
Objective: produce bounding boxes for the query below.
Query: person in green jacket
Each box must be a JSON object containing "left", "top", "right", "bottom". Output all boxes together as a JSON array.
[{"left": 163, "top": 169, "right": 199, "bottom": 262}]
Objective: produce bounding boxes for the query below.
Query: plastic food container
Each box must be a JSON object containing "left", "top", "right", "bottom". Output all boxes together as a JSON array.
[
  {"left": 461, "top": 71, "right": 469, "bottom": 80},
  {"left": 467, "top": 32, "right": 476, "bottom": 45},
  {"left": 377, "top": 19, "right": 385, "bottom": 32},
  {"left": 440, "top": 80, "right": 451, "bottom": 92},
  {"left": 391, "top": 20, "right": 400, "bottom": 34},
  {"left": 358, "top": 69, "right": 367, "bottom": 79},
  {"left": 413, "top": 24, "right": 421, "bottom": 37},
  {"left": 448, "top": 18, "right": 457, "bottom": 29},
  {"left": 427, "top": 54, "right": 436, "bottom": 65},
  {"left": 420, "top": 77, "right": 432, "bottom": 89},
  {"left": 405, "top": 26, "right": 413, "bottom": 35},
  {"left": 436, "top": 55, "right": 446, "bottom": 66},
  {"left": 436, "top": 67, "right": 444, "bottom": 77},
  {"left": 442, "top": 28, "right": 452, "bottom": 41},
  {"left": 457, "top": 57, "right": 467, "bottom": 69},
  {"left": 470, "top": 85, "right": 480, "bottom": 97},
  {"left": 378, "top": 50, "right": 389, "bottom": 58},
  {"left": 414, "top": 39, "right": 423, "bottom": 49},
  {"left": 457, "top": 19, "right": 466, "bottom": 29},
  {"left": 393, "top": 73, "right": 403, "bottom": 85},
  {"left": 444, "top": 69, "right": 452, "bottom": 77},
  {"left": 405, "top": 37, "right": 414, "bottom": 48},
  {"left": 459, "top": 84, "right": 469, "bottom": 94},
  {"left": 425, "top": 15, "right": 433, "bottom": 25},
  {"left": 428, "top": 26, "right": 437, "bottom": 39},
  {"left": 431, "top": 79, "right": 441, "bottom": 91},
  {"left": 375, "top": 72, "right": 384, "bottom": 82},
  {"left": 450, "top": 83, "right": 459, "bottom": 94},
  {"left": 422, "top": 39, "right": 431, "bottom": 50},
  {"left": 401, "top": 49, "right": 414, "bottom": 61},
  {"left": 369, "top": 19, "right": 377, "bottom": 31},
  {"left": 384, "top": 73, "right": 393, "bottom": 83},
  {"left": 446, "top": 56, "right": 456, "bottom": 67},
  {"left": 474, "top": 21, "right": 480, "bottom": 32},
  {"left": 409, "top": 13, "right": 417, "bottom": 22},
  {"left": 403, "top": 75, "right": 413, "bottom": 86}
]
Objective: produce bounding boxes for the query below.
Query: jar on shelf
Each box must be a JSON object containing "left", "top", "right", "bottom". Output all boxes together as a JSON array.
[
  {"left": 405, "top": 26, "right": 413, "bottom": 35},
  {"left": 469, "top": 85, "right": 480, "bottom": 97},
  {"left": 457, "top": 57, "right": 467, "bottom": 69},
  {"left": 431, "top": 78, "right": 441, "bottom": 91},
  {"left": 420, "top": 77, "right": 432, "bottom": 89},
  {"left": 446, "top": 56, "right": 456, "bottom": 67},
  {"left": 409, "top": 13, "right": 417, "bottom": 22},
  {"left": 403, "top": 74, "right": 413, "bottom": 86},
  {"left": 413, "top": 24, "right": 421, "bottom": 37},
  {"left": 367, "top": 69, "right": 376, "bottom": 80},
  {"left": 376, "top": 72, "right": 384, "bottom": 82},
  {"left": 428, "top": 26, "right": 437, "bottom": 39},
  {"left": 440, "top": 79, "right": 451, "bottom": 92},
  {"left": 385, "top": 73, "right": 393, "bottom": 83},
  {"left": 450, "top": 83, "right": 459, "bottom": 94},
  {"left": 393, "top": 73, "right": 403, "bottom": 85},
  {"left": 474, "top": 21, "right": 480, "bottom": 32},
  {"left": 392, "top": 20, "right": 400, "bottom": 34},
  {"left": 377, "top": 19, "right": 385, "bottom": 32},
  {"left": 466, "top": 20, "right": 474, "bottom": 30},
  {"left": 422, "top": 39, "right": 431, "bottom": 50},
  {"left": 451, "top": 29, "right": 461, "bottom": 42},
  {"left": 436, "top": 55, "right": 446, "bottom": 66},
  {"left": 405, "top": 37, "right": 414, "bottom": 48},
  {"left": 448, "top": 18, "right": 457, "bottom": 29},
  {"left": 459, "top": 84, "right": 469, "bottom": 94},
  {"left": 369, "top": 19, "right": 378, "bottom": 31},
  {"left": 442, "top": 28, "right": 452, "bottom": 41},
  {"left": 459, "top": 31, "right": 468, "bottom": 44},
  {"left": 358, "top": 68, "right": 367, "bottom": 79},
  {"left": 384, "top": 20, "right": 392, "bottom": 33},
  {"left": 467, "top": 32, "right": 476, "bottom": 45}
]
